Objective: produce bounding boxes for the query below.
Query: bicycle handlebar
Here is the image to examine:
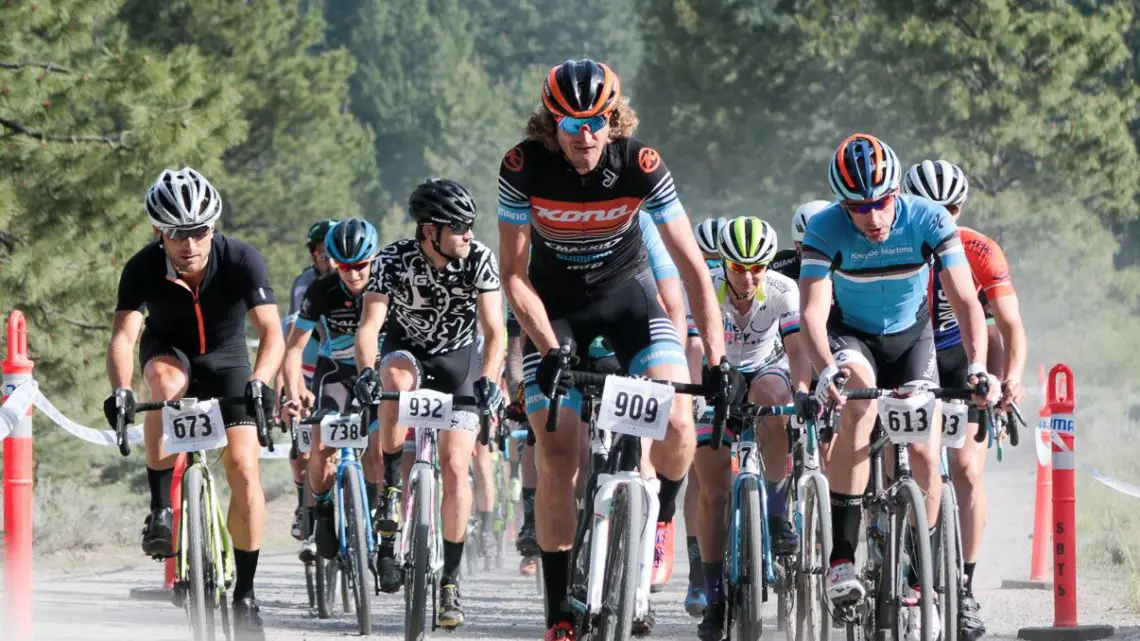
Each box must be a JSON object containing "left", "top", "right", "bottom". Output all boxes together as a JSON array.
[{"left": 115, "top": 396, "right": 264, "bottom": 458}]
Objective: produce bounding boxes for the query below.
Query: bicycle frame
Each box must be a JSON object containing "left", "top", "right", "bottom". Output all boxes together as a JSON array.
[
  {"left": 729, "top": 424, "right": 777, "bottom": 588},
  {"left": 398, "top": 426, "right": 443, "bottom": 579},
  {"left": 176, "top": 451, "right": 235, "bottom": 606},
  {"left": 333, "top": 445, "right": 376, "bottom": 559}
]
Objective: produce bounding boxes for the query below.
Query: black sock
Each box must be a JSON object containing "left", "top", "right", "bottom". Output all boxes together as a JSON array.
[
  {"left": 541, "top": 550, "right": 571, "bottom": 626},
  {"left": 656, "top": 475, "right": 684, "bottom": 523},
  {"left": 964, "top": 562, "right": 977, "bottom": 594},
  {"left": 232, "top": 548, "right": 259, "bottom": 601},
  {"left": 147, "top": 466, "right": 174, "bottom": 511},
  {"left": 294, "top": 481, "right": 305, "bottom": 508},
  {"left": 522, "top": 488, "right": 536, "bottom": 526},
  {"left": 366, "top": 481, "right": 380, "bottom": 513},
  {"left": 382, "top": 451, "right": 402, "bottom": 488},
  {"left": 441, "top": 539, "right": 464, "bottom": 585},
  {"left": 687, "top": 536, "right": 704, "bottom": 587},
  {"left": 829, "top": 491, "right": 863, "bottom": 564}
]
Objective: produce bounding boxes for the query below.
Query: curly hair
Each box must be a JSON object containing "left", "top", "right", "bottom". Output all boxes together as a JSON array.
[{"left": 525, "top": 97, "right": 640, "bottom": 152}]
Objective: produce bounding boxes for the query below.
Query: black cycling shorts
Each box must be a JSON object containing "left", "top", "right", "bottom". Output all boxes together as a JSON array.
[
  {"left": 936, "top": 342, "right": 979, "bottom": 423},
  {"left": 522, "top": 269, "right": 686, "bottom": 414},
  {"left": 381, "top": 336, "right": 481, "bottom": 432},
  {"left": 139, "top": 329, "right": 253, "bottom": 428},
  {"left": 827, "top": 319, "right": 939, "bottom": 390}
]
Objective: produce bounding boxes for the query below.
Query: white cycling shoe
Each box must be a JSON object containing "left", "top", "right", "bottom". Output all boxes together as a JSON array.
[{"left": 825, "top": 561, "right": 866, "bottom": 605}]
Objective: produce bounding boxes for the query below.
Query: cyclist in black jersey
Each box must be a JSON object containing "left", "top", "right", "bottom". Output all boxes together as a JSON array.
[
  {"left": 771, "top": 199, "right": 831, "bottom": 280},
  {"left": 281, "top": 219, "right": 386, "bottom": 563},
  {"left": 353, "top": 178, "right": 505, "bottom": 629},
  {"left": 496, "top": 59, "right": 731, "bottom": 641},
  {"left": 104, "top": 167, "right": 283, "bottom": 639}
]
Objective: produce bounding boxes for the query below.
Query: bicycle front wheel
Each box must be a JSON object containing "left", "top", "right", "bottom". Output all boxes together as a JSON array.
[
  {"left": 183, "top": 466, "right": 215, "bottom": 641},
  {"left": 405, "top": 472, "right": 431, "bottom": 641},
  {"left": 345, "top": 472, "right": 373, "bottom": 635},
  {"left": 732, "top": 476, "right": 765, "bottom": 641},
  {"left": 594, "top": 482, "right": 642, "bottom": 641},
  {"left": 935, "top": 481, "right": 962, "bottom": 641},
  {"left": 797, "top": 473, "right": 833, "bottom": 641},
  {"left": 887, "top": 479, "right": 934, "bottom": 641}
]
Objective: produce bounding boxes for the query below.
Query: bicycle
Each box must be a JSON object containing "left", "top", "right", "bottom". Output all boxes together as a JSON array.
[
  {"left": 546, "top": 348, "right": 730, "bottom": 641},
  {"left": 731, "top": 401, "right": 834, "bottom": 641},
  {"left": 831, "top": 382, "right": 991, "bottom": 641},
  {"left": 113, "top": 392, "right": 274, "bottom": 641},
  {"left": 362, "top": 389, "right": 491, "bottom": 641},
  {"left": 288, "top": 416, "right": 319, "bottom": 610},
  {"left": 298, "top": 409, "right": 376, "bottom": 635}
]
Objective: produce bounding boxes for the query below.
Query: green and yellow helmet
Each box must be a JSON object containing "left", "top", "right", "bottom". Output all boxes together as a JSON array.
[{"left": 718, "top": 216, "right": 778, "bottom": 265}]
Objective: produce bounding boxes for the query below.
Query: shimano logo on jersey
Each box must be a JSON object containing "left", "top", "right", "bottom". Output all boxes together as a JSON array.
[
  {"left": 497, "top": 208, "right": 529, "bottom": 223},
  {"left": 534, "top": 204, "right": 632, "bottom": 223},
  {"left": 849, "top": 245, "right": 913, "bottom": 261},
  {"left": 558, "top": 251, "right": 614, "bottom": 264}
]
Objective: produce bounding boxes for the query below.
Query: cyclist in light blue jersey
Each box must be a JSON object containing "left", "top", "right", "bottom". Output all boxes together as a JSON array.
[{"left": 798, "top": 134, "right": 998, "bottom": 622}]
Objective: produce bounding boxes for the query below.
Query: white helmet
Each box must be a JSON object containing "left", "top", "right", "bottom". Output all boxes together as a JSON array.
[
  {"left": 718, "top": 216, "right": 778, "bottom": 265},
  {"left": 145, "top": 167, "right": 223, "bottom": 230},
  {"left": 694, "top": 217, "right": 726, "bottom": 254},
  {"left": 902, "top": 160, "right": 969, "bottom": 206},
  {"left": 791, "top": 200, "right": 831, "bottom": 244}
]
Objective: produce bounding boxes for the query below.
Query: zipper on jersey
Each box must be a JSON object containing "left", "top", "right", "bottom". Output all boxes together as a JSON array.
[{"left": 167, "top": 277, "right": 208, "bottom": 355}]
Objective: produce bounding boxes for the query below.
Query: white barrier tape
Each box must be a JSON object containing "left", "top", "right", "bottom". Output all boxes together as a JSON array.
[
  {"left": 0, "top": 377, "right": 39, "bottom": 440},
  {"left": 1034, "top": 421, "right": 1051, "bottom": 467},
  {"left": 1050, "top": 432, "right": 1140, "bottom": 499},
  {"left": 33, "top": 390, "right": 144, "bottom": 447}
]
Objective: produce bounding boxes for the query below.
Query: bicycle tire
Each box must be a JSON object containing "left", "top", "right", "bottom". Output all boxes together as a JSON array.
[
  {"left": 316, "top": 550, "right": 339, "bottom": 619},
  {"left": 778, "top": 483, "right": 795, "bottom": 641},
  {"left": 732, "top": 476, "right": 765, "bottom": 641},
  {"left": 183, "top": 466, "right": 215, "bottom": 641},
  {"left": 345, "top": 471, "right": 373, "bottom": 634},
  {"left": 304, "top": 561, "right": 316, "bottom": 608},
  {"left": 594, "top": 482, "right": 641, "bottom": 641},
  {"left": 405, "top": 472, "right": 431, "bottom": 641},
  {"left": 887, "top": 478, "right": 934, "bottom": 641},
  {"left": 936, "top": 482, "right": 961, "bottom": 641},
  {"left": 797, "top": 473, "right": 833, "bottom": 641}
]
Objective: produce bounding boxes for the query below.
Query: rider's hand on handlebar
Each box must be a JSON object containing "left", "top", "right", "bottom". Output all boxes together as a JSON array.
[
  {"left": 473, "top": 376, "right": 503, "bottom": 412},
  {"left": 1000, "top": 377, "right": 1025, "bottom": 411},
  {"left": 282, "top": 389, "right": 314, "bottom": 419},
  {"left": 966, "top": 363, "right": 1001, "bottom": 409},
  {"left": 794, "top": 391, "right": 821, "bottom": 422},
  {"left": 535, "top": 349, "right": 577, "bottom": 398},
  {"left": 813, "top": 364, "right": 846, "bottom": 409},
  {"left": 701, "top": 357, "right": 746, "bottom": 407},
  {"left": 354, "top": 367, "right": 380, "bottom": 405},
  {"left": 103, "top": 387, "right": 136, "bottom": 428},
  {"left": 245, "top": 379, "right": 275, "bottom": 417}
]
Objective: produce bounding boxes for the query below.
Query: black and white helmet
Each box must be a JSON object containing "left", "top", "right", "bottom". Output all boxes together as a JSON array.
[
  {"left": 902, "top": 160, "right": 969, "bottom": 207},
  {"left": 145, "top": 167, "right": 223, "bottom": 230},
  {"left": 694, "top": 217, "right": 726, "bottom": 254}
]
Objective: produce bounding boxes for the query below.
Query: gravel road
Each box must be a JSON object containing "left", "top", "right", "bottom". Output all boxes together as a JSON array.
[{"left": 26, "top": 440, "right": 1140, "bottom": 640}]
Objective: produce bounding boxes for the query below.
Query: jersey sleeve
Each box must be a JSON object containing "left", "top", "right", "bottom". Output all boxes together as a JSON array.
[
  {"left": 627, "top": 141, "right": 684, "bottom": 224},
  {"left": 497, "top": 144, "right": 532, "bottom": 225},
  {"left": 471, "top": 243, "right": 501, "bottom": 292},
  {"left": 284, "top": 272, "right": 306, "bottom": 326},
  {"left": 799, "top": 211, "right": 837, "bottom": 280},
  {"left": 294, "top": 283, "right": 320, "bottom": 332},
  {"left": 236, "top": 244, "right": 277, "bottom": 308},
  {"left": 638, "top": 211, "right": 679, "bottom": 280},
  {"left": 114, "top": 253, "right": 148, "bottom": 313},
  {"left": 963, "top": 231, "right": 1015, "bottom": 300},
  {"left": 774, "top": 279, "right": 802, "bottom": 338},
  {"left": 923, "top": 204, "right": 967, "bottom": 269},
  {"left": 368, "top": 243, "right": 400, "bottom": 295}
]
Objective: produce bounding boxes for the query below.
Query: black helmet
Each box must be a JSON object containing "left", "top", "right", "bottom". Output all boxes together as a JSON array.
[
  {"left": 542, "top": 59, "right": 621, "bottom": 118},
  {"left": 325, "top": 218, "right": 379, "bottom": 264},
  {"left": 408, "top": 178, "right": 477, "bottom": 226},
  {"left": 306, "top": 219, "right": 337, "bottom": 251}
]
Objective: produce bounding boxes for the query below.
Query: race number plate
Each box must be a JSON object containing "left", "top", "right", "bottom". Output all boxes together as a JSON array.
[
  {"left": 941, "top": 402, "right": 969, "bottom": 449},
  {"left": 320, "top": 414, "right": 367, "bottom": 449},
  {"left": 297, "top": 424, "right": 313, "bottom": 454},
  {"left": 161, "top": 399, "right": 227, "bottom": 454},
  {"left": 596, "top": 376, "right": 674, "bottom": 441},
  {"left": 877, "top": 393, "right": 938, "bottom": 445},
  {"left": 397, "top": 389, "right": 455, "bottom": 431}
]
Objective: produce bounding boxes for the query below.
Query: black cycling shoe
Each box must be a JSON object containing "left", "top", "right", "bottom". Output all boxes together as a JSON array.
[
  {"left": 438, "top": 582, "right": 465, "bottom": 629},
  {"left": 232, "top": 597, "right": 266, "bottom": 641},
  {"left": 377, "top": 536, "right": 403, "bottom": 594},
  {"left": 768, "top": 513, "right": 800, "bottom": 556},
  {"left": 698, "top": 602, "right": 727, "bottom": 641},
  {"left": 374, "top": 486, "right": 401, "bottom": 534},
  {"left": 516, "top": 522, "right": 539, "bottom": 557},
  {"left": 314, "top": 501, "right": 339, "bottom": 560},
  {"left": 959, "top": 595, "right": 986, "bottom": 641},
  {"left": 141, "top": 507, "right": 174, "bottom": 557}
]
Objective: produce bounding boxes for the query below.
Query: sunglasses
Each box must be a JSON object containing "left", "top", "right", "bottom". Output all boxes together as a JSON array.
[
  {"left": 163, "top": 225, "right": 212, "bottom": 241},
  {"left": 844, "top": 192, "right": 896, "bottom": 215},
  {"left": 557, "top": 114, "right": 609, "bottom": 135},
  {"left": 336, "top": 260, "right": 372, "bottom": 273},
  {"left": 726, "top": 260, "right": 767, "bottom": 274},
  {"left": 445, "top": 221, "right": 473, "bottom": 235}
]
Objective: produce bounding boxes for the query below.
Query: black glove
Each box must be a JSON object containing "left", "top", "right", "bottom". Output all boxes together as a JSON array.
[
  {"left": 354, "top": 367, "right": 380, "bottom": 405},
  {"left": 473, "top": 376, "right": 502, "bottom": 411},
  {"left": 245, "top": 379, "right": 275, "bottom": 418},
  {"left": 795, "top": 391, "right": 821, "bottom": 422},
  {"left": 535, "top": 349, "right": 578, "bottom": 399},
  {"left": 103, "top": 387, "right": 136, "bottom": 428},
  {"left": 702, "top": 358, "right": 746, "bottom": 407}
]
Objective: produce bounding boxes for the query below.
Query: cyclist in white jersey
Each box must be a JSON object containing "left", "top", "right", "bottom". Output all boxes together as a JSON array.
[{"left": 691, "top": 217, "right": 812, "bottom": 641}]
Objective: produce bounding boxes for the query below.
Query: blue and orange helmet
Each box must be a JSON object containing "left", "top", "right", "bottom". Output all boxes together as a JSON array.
[{"left": 828, "top": 133, "right": 901, "bottom": 202}]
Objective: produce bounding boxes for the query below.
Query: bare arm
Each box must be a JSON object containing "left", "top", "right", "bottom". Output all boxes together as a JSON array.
[
  {"left": 477, "top": 290, "right": 507, "bottom": 381},
  {"left": 247, "top": 304, "right": 285, "bottom": 383},
  {"left": 499, "top": 220, "right": 559, "bottom": 354},
  {"left": 506, "top": 335, "right": 526, "bottom": 394},
  {"left": 783, "top": 332, "right": 813, "bottom": 395},
  {"left": 106, "top": 310, "right": 144, "bottom": 390},
  {"left": 354, "top": 292, "right": 390, "bottom": 372},
  {"left": 939, "top": 265, "right": 988, "bottom": 368},
  {"left": 656, "top": 277, "right": 688, "bottom": 342},
  {"left": 281, "top": 325, "right": 314, "bottom": 403},
  {"left": 657, "top": 214, "right": 725, "bottom": 363},
  {"left": 799, "top": 276, "right": 836, "bottom": 373}
]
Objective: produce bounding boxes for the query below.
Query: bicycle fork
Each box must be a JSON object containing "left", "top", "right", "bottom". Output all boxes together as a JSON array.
[{"left": 584, "top": 472, "right": 660, "bottom": 621}]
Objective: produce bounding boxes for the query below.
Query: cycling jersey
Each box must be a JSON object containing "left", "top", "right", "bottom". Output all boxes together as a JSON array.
[
  {"left": 284, "top": 266, "right": 324, "bottom": 379},
  {"left": 368, "top": 238, "right": 499, "bottom": 355},
  {"left": 497, "top": 137, "right": 684, "bottom": 291},
  {"left": 116, "top": 234, "right": 276, "bottom": 357},
  {"left": 294, "top": 272, "right": 371, "bottom": 364},
  {"left": 770, "top": 249, "right": 800, "bottom": 280},
  {"left": 800, "top": 194, "right": 966, "bottom": 335},
  {"left": 713, "top": 270, "right": 801, "bottom": 374},
  {"left": 929, "top": 227, "right": 1014, "bottom": 351}
]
